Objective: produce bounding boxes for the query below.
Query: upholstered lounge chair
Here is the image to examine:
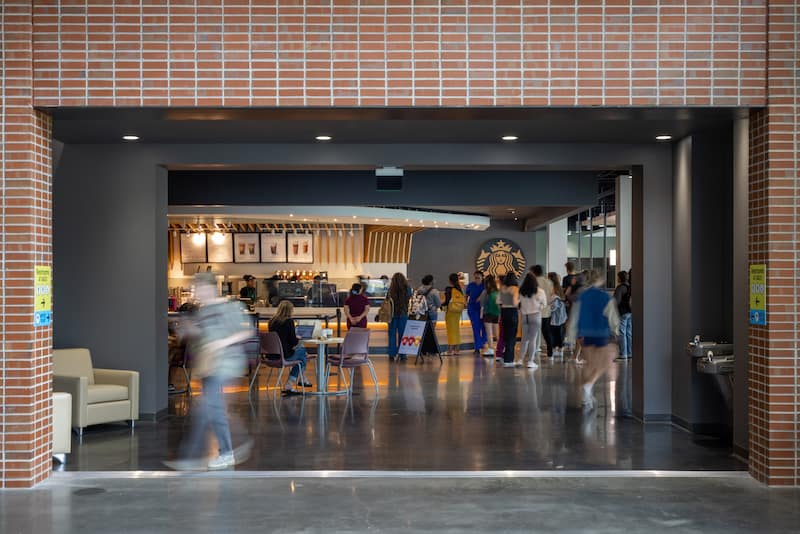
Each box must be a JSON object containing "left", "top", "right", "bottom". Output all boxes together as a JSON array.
[{"left": 53, "top": 348, "right": 139, "bottom": 435}]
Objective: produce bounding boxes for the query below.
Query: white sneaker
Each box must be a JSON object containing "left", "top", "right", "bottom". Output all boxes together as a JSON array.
[
  {"left": 484, "top": 348, "right": 495, "bottom": 356},
  {"left": 502, "top": 362, "right": 516, "bottom": 368},
  {"left": 527, "top": 361, "right": 539, "bottom": 369},
  {"left": 207, "top": 451, "right": 236, "bottom": 470}
]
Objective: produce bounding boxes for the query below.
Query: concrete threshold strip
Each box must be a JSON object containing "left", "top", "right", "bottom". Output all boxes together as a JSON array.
[{"left": 50, "top": 470, "right": 752, "bottom": 481}]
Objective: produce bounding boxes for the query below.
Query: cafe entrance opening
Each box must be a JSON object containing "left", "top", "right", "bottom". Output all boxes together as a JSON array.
[{"left": 50, "top": 108, "right": 749, "bottom": 472}]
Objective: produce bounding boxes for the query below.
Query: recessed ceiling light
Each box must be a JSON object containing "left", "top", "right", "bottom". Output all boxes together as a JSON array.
[
  {"left": 352, "top": 215, "right": 357, "bottom": 219},
  {"left": 656, "top": 134, "right": 672, "bottom": 141},
  {"left": 501, "top": 135, "right": 518, "bottom": 142},
  {"left": 374, "top": 218, "right": 379, "bottom": 222},
  {"left": 315, "top": 135, "right": 332, "bottom": 141},
  {"left": 122, "top": 135, "right": 139, "bottom": 141},
  {"left": 333, "top": 218, "right": 338, "bottom": 222},
  {"left": 289, "top": 214, "right": 294, "bottom": 217},
  {"left": 514, "top": 217, "right": 518, "bottom": 221}
]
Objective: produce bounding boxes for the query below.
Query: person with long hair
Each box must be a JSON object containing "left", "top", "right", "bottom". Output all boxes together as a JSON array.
[
  {"left": 387, "top": 272, "right": 412, "bottom": 362},
  {"left": 443, "top": 272, "right": 466, "bottom": 356},
  {"left": 518, "top": 272, "right": 548, "bottom": 369},
  {"left": 479, "top": 274, "right": 500, "bottom": 357},
  {"left": 531, "top": 265, "right": 554, "bottom": 359},
  {"left": 567, "top": 270, "right": 620, "bottom": 412},
  {"left": 548, "top": 272, "right": 568, "bottom": 358},
  {"left": 268, "top": 300, "right": 312, "bottom": 396},
  {"left": 497, "top": 272, "right": 520, "bottom": 367}
]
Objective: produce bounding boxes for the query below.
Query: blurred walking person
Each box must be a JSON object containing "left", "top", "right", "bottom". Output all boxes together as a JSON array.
[
  {"left": 567, "top": 270, "right": 620, "bottom": 412},
  {"left": 165, "top": 273, "right": 253, "bottom": 471}
]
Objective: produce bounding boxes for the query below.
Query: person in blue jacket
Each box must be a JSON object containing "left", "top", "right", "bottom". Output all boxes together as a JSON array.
[
  {"left": 567, "top": 270, "right": 620, "bottom": 412},
  {"left": 465, "top": 271, "right": 487, "bottom": 356}
]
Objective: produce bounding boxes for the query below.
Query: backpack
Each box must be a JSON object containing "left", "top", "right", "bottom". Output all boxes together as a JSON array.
[
  {"left": 550, "top": 297, "right": 567, "bottom": 326},
  {"left": 409, "top": 289, "right": 430, "bottom": 319},
  {"left": 448, "top": 288, "right": 466, "bottom": 313},
  {"left": 377, "top": 297, "right": 394, "bottom": 323}
]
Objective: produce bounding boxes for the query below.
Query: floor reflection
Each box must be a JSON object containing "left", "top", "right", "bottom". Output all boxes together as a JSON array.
[{"left": 62, "top": 356, "right": 744, "bottom": 471}]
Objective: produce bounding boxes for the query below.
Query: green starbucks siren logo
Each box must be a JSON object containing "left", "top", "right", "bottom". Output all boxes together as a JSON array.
[{"left": 476, "top": 239, "right": 526, "bottom": 280}]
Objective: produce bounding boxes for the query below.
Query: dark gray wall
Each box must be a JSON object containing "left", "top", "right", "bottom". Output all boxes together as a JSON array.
[
  {"left": 408, "top": 221, "right": 542, "bottom": 290},
  {"left": 169, "top": 170, "right": 599, "bottom": 207},
  {"left": 732, "top": 118, "right": 750, "bottom": 454},
  {"left": 53, "top": 148, "right": 168, "bottom": 416},
  {"left": 671, "top": 127, "right": 735, "bottom": 434},
  {"left": 53, "top": 141, "right": 673, "bottom": 420}
]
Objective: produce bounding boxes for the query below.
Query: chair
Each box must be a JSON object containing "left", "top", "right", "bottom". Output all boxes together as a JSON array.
[
  {"left": 248, "top": 332, "right": 307, "bottom": 396},
  {"left": 168, "top": 334, "right": 192, "bottom": 395},
  {"left": 325, "top": 329, "right": 378, "bottom": 396},
  {"left": 52, "top": 392, "right": 72, "bottom": 463},
  {"left": 52, "top": 348, "right": 139, "bottom": 436}
]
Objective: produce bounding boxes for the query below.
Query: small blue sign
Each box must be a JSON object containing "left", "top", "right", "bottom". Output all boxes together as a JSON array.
[
  {"left": 749, "top": 310, "right": 766, "bottom": 326},
  {"left": 34, "top": 311, "right": 52, "bottom": 327}
]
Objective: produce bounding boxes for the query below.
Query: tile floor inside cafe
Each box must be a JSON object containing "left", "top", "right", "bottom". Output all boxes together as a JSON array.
[{"left": 57, "top": 353, "right": 745, "bottom": 472}]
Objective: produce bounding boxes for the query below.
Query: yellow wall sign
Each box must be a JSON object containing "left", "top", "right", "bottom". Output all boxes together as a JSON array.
[
  {"left": 34, "top": 265, "right": 52, "bottom": 326},
  {"left": 749, "top": 264, "right": 766, "bottom": 325}
]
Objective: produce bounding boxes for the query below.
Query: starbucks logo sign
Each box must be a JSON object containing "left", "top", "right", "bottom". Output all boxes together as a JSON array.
[{"left": 476, "top": 239, "right": 526, "bottom": 280}]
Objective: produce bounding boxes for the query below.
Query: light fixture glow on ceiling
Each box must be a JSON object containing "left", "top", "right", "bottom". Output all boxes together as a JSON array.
[
  {"left": 122, "top": 135, "right": 140, "bottom": 141},
  {"left": 315, "top": 135, "right": 332, "bottom": 141},
  {"left": 655, "top": 134, "right": 672, "bottom": 141},
  {"left": 211, "top": 231, "right": 226, "bottom": 245},
  {"left": 501, "top": 135, "right": 518, "bottom": 142},
  {"left": 191, "top": 232, "right": 205, "bottom": 246}
]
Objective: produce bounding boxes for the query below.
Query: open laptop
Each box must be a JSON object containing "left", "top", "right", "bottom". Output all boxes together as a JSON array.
[{"left": 295, "top": 322, "right": 317, "bottom": 340}]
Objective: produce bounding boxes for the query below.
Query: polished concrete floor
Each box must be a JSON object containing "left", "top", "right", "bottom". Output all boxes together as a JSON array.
[
  {"left": 3, "top": 474, "right": 798, "bottom": 533},
  {"left": 59, "top": 355, "right": 745, "bottom": 472}
]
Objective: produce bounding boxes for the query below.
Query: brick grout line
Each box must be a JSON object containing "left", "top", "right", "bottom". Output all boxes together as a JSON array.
[
  {"left": 1, "top": 0, "right": 6, "bottom": 487},
  {"left": 794, "top": 0, "right": 799, "bottom": 486}
]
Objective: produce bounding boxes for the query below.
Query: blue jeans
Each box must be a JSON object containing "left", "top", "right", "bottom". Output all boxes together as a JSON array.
[
  {"left": 468, "top": 306, "right": 486, "bottom": 351},
  {"left": 388, "top": 315, "right": 408, "bottom": 358},
  {"left": 619, "top": 313, "right": 632, "bottom": 357},
  {"left": 183, "top": 375, "right": 233, "bottom": 459},
  {"left": 286, "top": 345, "right": 307, "bottom": 379}
]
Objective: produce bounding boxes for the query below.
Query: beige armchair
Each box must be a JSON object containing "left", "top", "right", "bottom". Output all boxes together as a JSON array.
[{"left": 53, "top": 348, "right": 139, "bottom": 435}]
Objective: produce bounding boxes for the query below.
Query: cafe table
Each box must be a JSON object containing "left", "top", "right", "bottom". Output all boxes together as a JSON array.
[{"left": 303, "top": 337, "right": 347, "bottom": 396}]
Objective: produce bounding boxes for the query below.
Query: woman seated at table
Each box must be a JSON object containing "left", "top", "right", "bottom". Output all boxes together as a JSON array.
[{"left": 268, "top": 300, "right": 312, "bottom": 396}]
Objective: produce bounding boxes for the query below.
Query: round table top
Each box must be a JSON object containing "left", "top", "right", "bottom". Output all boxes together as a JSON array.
[{"left": 302, "top": 337, "right": 345, "bottom": 345}]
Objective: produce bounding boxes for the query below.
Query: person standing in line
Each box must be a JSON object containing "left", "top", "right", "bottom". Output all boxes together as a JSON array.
[
  {"left": 531, "top": 265, "right": 554, "bottom": 359},
  {"left": 414, "top": 274, "right": 442, "bottom": 357},
  {"left": 344, "top": 283, "right": 370, "bottom": 329},
  {"left": 518, "top": 272, "right": 548, "bottom": 369},
  {"left": 165, "top": 273, "right": 253, "bottom": 471},
  {"left": 613, "top": 270, "right": 632, "bottom": 361},
  {"left": 563, "top": 262, "right": 577, "bottom": 293},
  {"left": 548, "top": 272, "right": 568, "bottom": 359},
  {"left": 497, "top": 272, "right": 520, "bottom": 368},
  {"left": 567, "top": 270, "right": 620, "bottom": 412},
  {"left": 466, "top": 271, "right": 487, "bottom": 356},
  {"left": 479, "top": 274, "right": 500, "bottom": 357},
  {"left": 386, "top": 272, "right": 412, "bottom": 362},
  {"left": 443, "top": 273, "right": 466, "bottom": 356}
]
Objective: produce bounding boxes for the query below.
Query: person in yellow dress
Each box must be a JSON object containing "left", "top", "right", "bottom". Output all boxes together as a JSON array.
[{"left": 443, "top": 273, "right": 466, "bottom": 356}]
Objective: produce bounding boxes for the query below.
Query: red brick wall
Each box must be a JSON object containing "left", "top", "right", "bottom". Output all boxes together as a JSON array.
[
  {"left": 31, "top": 0, "right": 767, "bottom": 108},
  {"left": 1, "top": 2, "right": 54, "bottom": 489},
  {"left": 747, "top": 0, "right": 799, "bottom": 487}
]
